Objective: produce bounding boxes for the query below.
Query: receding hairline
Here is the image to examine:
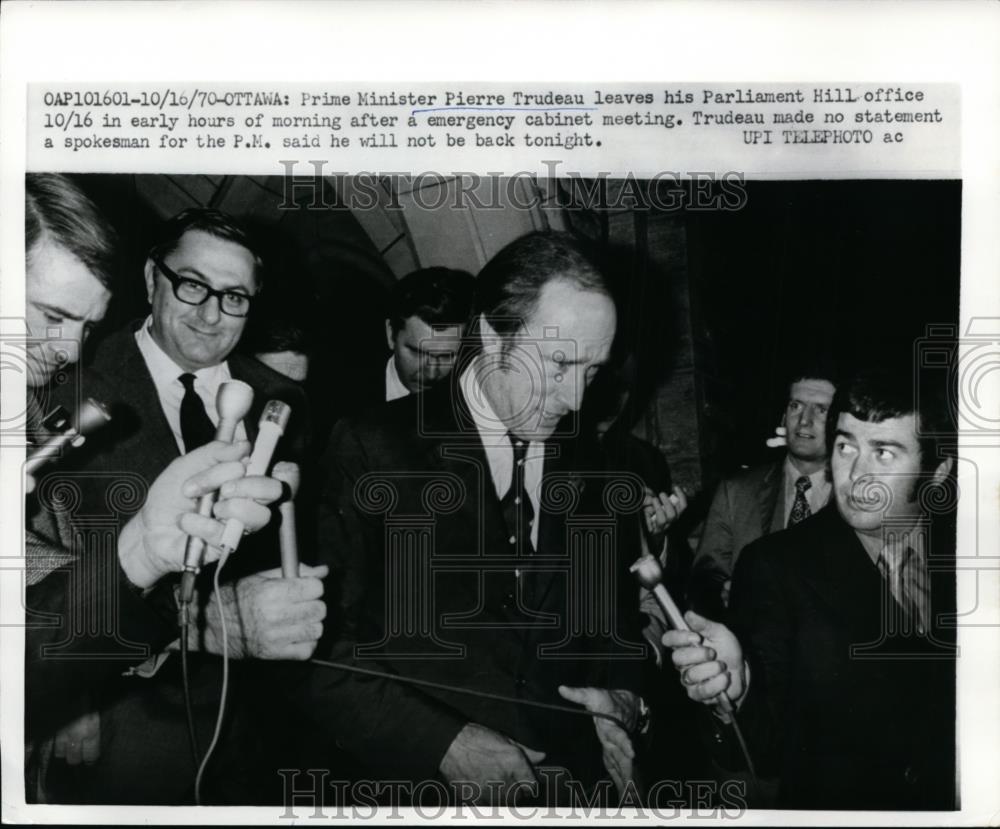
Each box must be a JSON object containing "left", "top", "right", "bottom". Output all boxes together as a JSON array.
[{"left": 513, "top": 270, "right": 613, "bottom": 317}]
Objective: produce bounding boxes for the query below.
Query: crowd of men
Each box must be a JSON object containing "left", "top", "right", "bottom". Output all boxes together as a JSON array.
[{"left": 20, "top": 173, "right": 957, "bottom": 810}]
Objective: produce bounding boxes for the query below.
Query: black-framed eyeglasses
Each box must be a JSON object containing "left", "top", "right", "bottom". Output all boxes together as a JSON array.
[{"left": 154, "top": 256, "right": 254, "bottom": 318}]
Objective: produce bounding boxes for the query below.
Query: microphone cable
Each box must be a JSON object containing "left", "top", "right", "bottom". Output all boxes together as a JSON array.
[
  {"left": 178, "top": 602, "right": 201, "bottom": 769},
  {"left": 307, "top": 657, "right": 631, "bottom": 732},
  {"left": 193, "top": 551, "right": 233, "bottom": 806}
]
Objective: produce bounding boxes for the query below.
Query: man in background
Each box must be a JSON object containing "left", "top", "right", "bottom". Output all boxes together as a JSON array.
[
  {"left": 383, "top": 266, "right": 474, "bottom": 400},
  {"left": 688, "top": 366, "right": 836, "bottom": 617}
]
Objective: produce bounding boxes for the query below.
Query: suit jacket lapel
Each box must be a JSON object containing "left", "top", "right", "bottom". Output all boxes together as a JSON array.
[
  {"left": 762, "top": 458, "right": 784, "bottom": 534},
  {"left": 420, "top": 382, "right": 509, "bottom": 553},
  {"left": 116, "top": 326, "right": 180, "bottom": 477},
  {"left": 526, "top": 435, "right": 585, "bottom": 614},
  {"left": 800, "top": 506, "right": 883, "bottom": 634}
]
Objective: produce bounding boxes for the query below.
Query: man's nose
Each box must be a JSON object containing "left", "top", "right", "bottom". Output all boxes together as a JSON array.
[
  {"left": 63, "top": 320, "right": 87, "bottom": 347},
  {"left": 49, "top": 322, "right": 86, "bottom": 362},
  {"left": 556, "top": 370, "right": 586, "bottom": 412},
  {"left": 198, "top": 295, "right": 222, "bottom": 324},
  {"left": 848, "top": 453, "right": 870, "bottom": 482},
  {"left": 799, "top": 405, "right": 815, "bottom": 428}
]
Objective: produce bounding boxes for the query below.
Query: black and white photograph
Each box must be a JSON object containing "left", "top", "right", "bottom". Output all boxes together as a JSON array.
[{"left": 2, "top": 2, "right": 998, "bottom": 825}]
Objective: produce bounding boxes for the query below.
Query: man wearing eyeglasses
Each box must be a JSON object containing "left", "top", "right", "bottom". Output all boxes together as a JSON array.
[
  {"left": 139, "top": 211, "right": 260, "bottom": 451},
  {"left": 44, "top": 208, "right": 322, "bottom": 804}
]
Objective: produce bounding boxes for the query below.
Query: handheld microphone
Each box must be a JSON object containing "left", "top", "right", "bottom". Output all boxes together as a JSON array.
[
  {"left": 217, "top": 400, "right": 291, "bottom": 556},
  {"left": 178, "top": 380, "right": 254, "bottom": 606},
  {"left": 630, "top": 554, "right": 735, "bottom": 717},
  {"left": 25, "top": 398, "right": 111, "bottom": 476},
  {"left": 271, "top": 462, "right": 301, "bottom": 578}
]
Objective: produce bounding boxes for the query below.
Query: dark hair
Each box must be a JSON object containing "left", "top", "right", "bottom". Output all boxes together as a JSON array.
[
  {"left": 148, "top": 207, "right": 263, "bottom": 285},
  {"left": 388, "top": 267, "right": 475, "bottom": 335},
  {"left": 787, "top": 357, "right": 839, "bottom": 397},
  {"left": 25, "top": 173, "right": 117, "bottom": 289},
  {"left": 244, "top": 316, "right": 313, "bottom": 357},
  {"left": 474, "top": 231, "right": 609, "bottom": 338},
  {"left": 828, "top": 364, "right": 953, "bottom": 473}
]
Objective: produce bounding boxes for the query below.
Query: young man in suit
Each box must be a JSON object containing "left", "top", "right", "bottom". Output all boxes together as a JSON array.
[
  {"left": 688, "top": 368, "right": 836, "bottom": 617},
  {"left": 664, "top": 366, "right": 957, "bottom": 809},
  {"left": 383, "top": 266, "right": 474, "bottom": 401},
  {"left": 300, "top": 232, "right": 647, "bottom": 805}
]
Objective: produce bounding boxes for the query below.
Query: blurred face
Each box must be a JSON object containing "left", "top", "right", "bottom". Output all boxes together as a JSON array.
[
  {"left": 832, "top": 412, "right": 933, "bottom": 542},
  {"left": 480, "top": 279, "right": 616, "bottom": 442},
  {"left": 25, "top": 239, "right": 111, "bottom": 388},
  {"left": 387, "top": 316, "right": 465, "bottom": 393},
  {"left": 144, "top": 229, "right": 257, "bottom": 373},
  {"left": 783, "top": 378, "right": 836, "bottom": 463},
  {"left": 256, "top": 350, "right": 309, "bottom": 382}
]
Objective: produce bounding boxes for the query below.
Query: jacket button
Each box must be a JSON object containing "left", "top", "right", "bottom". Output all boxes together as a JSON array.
[{"left": 904, "top": 766, "right": 918, "bottom": 785}]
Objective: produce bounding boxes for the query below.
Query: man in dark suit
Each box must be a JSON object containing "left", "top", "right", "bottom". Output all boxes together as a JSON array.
[
  {"left": 688, "top": 369, "right": 836, "bottom": 617},
  {"left": 664, "top": 367, "right": 957, "bottom": 809},
  {"left": 298, "top": 232, "right": 647, "bottom": 805},
  {"left": 42, "top": 208, "right": 325, "bottom": 803},
  {"left": 20, "top": 179, "right": 288, "bottom": 795},
  {"left": 382, "top": 266, "right": 474, "bottom": 401}
]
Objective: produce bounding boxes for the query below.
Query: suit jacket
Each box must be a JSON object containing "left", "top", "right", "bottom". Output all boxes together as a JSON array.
[
  {"left": 24, "top": 529, "right": 175, "bottom": 740},
  {"left": 22, "top": 385, "right": 169, "bottom": 741},
  {"left": 53, "top": 321, "right": 308, "bottom": 531},
  {"left": 688, "top": 460, "right": 784, "bottom": 617},
  {"left": 295, "top": 380, "right": 646, "bottom": 788},
  {"left": 722, "top": 505, "right": 957, "bottom": 809},
  {"left": 32, "top": 322, "right": 309, "bottom": 803}
]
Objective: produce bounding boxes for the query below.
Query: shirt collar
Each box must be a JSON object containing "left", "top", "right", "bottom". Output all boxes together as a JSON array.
[
  {"left": 459, "top": 359, "right": 511, "bottom": 447},
  {"left": 134, "top": 315, "right": 230, "bottom": 390},
  {"left": 783, "top": 455, "right": 828, "bottom": 489},
  {"left": 385, "top": 355, "right": 410, "bottom": 402}
]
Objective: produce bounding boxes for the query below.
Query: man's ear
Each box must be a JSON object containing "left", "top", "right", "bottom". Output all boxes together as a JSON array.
[
  {"left": 384, "top": 319, "right": 395, "bottom": 351},
  {"left": 143, "top": 259, "right": 156, "bottom": 305},
  {"left": 932, "top": 455, "right": 954, "bottom": 485}
]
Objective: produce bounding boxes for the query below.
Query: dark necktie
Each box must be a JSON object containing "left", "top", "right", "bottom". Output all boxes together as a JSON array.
[
  {"left": 500, "top": 437, "right": 535, "bottom": 556},
  {"left": 179, "top": 373, "right": 216, "bottom": 452},
  {"left": 787, "top": 474, "right": 812, "bottom": 527},
  {"left": 878, "top": 545, "right": 922, "bottom": 628}
]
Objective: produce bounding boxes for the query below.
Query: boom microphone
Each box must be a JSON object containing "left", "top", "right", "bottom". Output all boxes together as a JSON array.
[
  {"left": 630, "top": 554, "right": 735, "bottom": 717},
  {"left": 217, "top": 400, "right": 291, "bottom": 556},
  {"left": 24, "top": 398, "right": 111, "bottom": 476},
  {"left": 178, "top": 380, "right": 254, "bottom": 606}
]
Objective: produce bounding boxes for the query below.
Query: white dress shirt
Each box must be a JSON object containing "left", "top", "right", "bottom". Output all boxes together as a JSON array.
[
  {"left": 781, "top": 456, "right": 831, "bottom": 525},
  {"left": 134, "top": 316, "right": 247, "bottom": 453},
  {"left": 459, "top": 362, "right": 545, "bottom": 550},
  {"left": 385, "top": 356, "right": 410, "bottom": 402}
]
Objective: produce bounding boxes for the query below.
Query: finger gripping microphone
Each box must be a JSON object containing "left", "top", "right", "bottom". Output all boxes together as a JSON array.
[
  {"left": 218, "top": 400, "right": 291, "bottom": 556},
  {"left": 25, "top": 398, "right": 111, "bottom": 475},
  {"left": 179, "top": 381, "right": 254, "bottom": 606},
  {"left": 271, "top": 462, "right": 300, "bottom": 578},
  {"left": 630, "top": 555, "right": 735, "bottom": 717}
]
